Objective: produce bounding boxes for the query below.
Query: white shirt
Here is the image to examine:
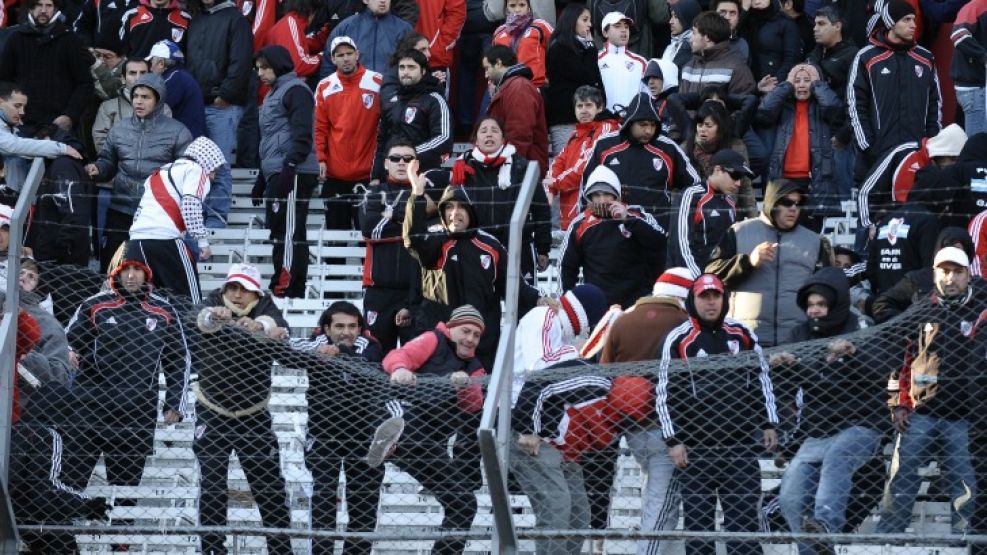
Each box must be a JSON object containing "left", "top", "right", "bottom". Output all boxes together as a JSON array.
[
  {"left": 598, "top": 42, "right": 649, "bottom": 112},
  {"left": 130, "top": 159, "right": 211, "bottom": 245}
]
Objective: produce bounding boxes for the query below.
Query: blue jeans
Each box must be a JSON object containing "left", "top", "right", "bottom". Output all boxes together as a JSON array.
[
  {"left": 204, "top": 103, "right": 244, "bottom": 228},
  {"left": 957, "top": 87, "right": 987, "bottom": 137},
  {"left": 834, "top": 143, "right": 857, "bottom": 201},
  {"left": 778, "top": 426, "right": 882, "bottom": 554},
  {"left": 877, "top": 413, "right": 976, "bottom": 534}
]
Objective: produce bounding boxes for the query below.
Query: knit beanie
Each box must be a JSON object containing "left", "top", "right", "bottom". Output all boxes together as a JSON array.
[
  {"left": 670, "top": 0, "right": 701, "bottom": 29},
  {"left": 447, "top": 304, "right": 485, "bottom": 332},
  {"left": 653, "top": 267, "right": 694, "bottom": 306},
  {"left": 561, "top": 284, "right": 608, "bottom": 336},
  {"left": 184, "top": 137, "right": 228, "bottom": 174},
  {"left": 881, "top": 0, "right": 915, "bottom": 28},
  {"left": 926, "top": 124, "right": 968, "bottom": 158}
]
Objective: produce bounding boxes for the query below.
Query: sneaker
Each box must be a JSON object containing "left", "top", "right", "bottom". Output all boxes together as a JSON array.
[
  {"left": 366, "top": 417, "right": 404, "bottom": 467},
  {"left": 802, "top": 516, "right": 836, "bottom": 555}
]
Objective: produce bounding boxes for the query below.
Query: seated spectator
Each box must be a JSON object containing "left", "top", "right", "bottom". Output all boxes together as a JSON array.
[
  {"left": 597, "top": 11, "right": 647, "bottom": 112},
  {"left": 918, "top": 132, "right": 987, "bottom": 230},
  {"left": 680, "top": 11, "right": 755, "bottom": 95},
  {"left": 561, "top": 165, "right": 666, "bottom": 308},
  {"left": 492, "top": 0, "right": 553, "bottom": 88},
  {"left": 484, "top": 0, "right": 554, "bottom": 26},
  {"left": 13, "top": 259, "right": 71, "bottom": 402},
  {"left": 483, "top": 45, "right": 549, "bottom": 174},
  {"left": 755, "top": 63, "right": 844, "bottom": 231},
  {"left": 683, "top": 101, "right": 754, "bottom": 215},
  {"left": 661, "top": 0, "right": 700, "bottom": 74},
  {"left": 707, "top": 179, "right": 833, "bottom": 346},
  {"left": 321, "top": 0, "right": 413, "bottom": 76},
  {"left": 147, "top": 39, "right": 207, "bottom": 138},
  {"left": 545, "top": 85, "right": 618, "bottom": 231},
  {"left": 545, "top": 3, "right": 604, "bottom": 155},
  {"left": 666, "top": 84, "right": 758, "bottom": 158},
  {"left": 744, "top": 0, "right": 800, "bottom": 84},
  {"left": 264, "top": 0, "right": 329, "bottom": 84}
]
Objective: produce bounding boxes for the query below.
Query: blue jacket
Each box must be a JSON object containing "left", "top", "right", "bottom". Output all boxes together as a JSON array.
[
  {"left": 162, "top": 64, "right": 208, "bottom": 138},
  {"left": 319, "top": 9, "right": 412, "bottom": 77}
]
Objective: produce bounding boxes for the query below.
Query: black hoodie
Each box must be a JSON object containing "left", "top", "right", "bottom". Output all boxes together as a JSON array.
[
  {"left": 914, "top": 132, "right": 987, "bottom": 228},
  {"left": 372, "top": 73, "right": 452, "bottom": 179},
  {"left": 791, "top": 266, "right": 860, "bottom": 341}
]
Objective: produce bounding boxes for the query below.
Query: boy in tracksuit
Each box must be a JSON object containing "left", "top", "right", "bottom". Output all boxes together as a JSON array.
[{"left": 656, "top": 273, "right": 779, "bottom": 555}]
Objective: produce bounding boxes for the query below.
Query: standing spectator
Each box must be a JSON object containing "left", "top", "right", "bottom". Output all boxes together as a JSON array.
[
  {"left": 661, "top": 0, "right": 700, "bottom": 74},
  {"left": 848, "top": 0, "right": 940, "bottom": 172},
  {"left": 263, "top": 0, "right": 328, "bottom": 83},
  {"left": 950, "top": 0, "right": 987, "bottom": 137},
  {"left": 92, "top": 58, "right": 173, "bottom": 152},
  {"left": 126, "top": 137, "right": 226, "bottom": 302},
  {"left": 0, "top": 0, "right": 93, "bottom": 135},
  {"left": 315, "top": 36, "right": 383, "bottom": 229},
  {"left": 492, "top": 0, "right": 553, "bottom": 88},
  {"left": 414, "top": 0, "right": 465, "bottom": 74},
  {"left": 186, "top": 0, "right": 252, "bottom": 228},
  {"left": 597, "top": 11, "right": 648, "bottom": 112},
  {"left": 561, "top": 165, "right": 667, "bottom": 308},
  {"left": 120, "top": 0, "right": 191, "bottom": 58},
  {"left": 252, "top": 45, "right": 320, "bottom": 298},
  {"left": 372, "top": 49, "right": 452, "bottom": 179},
  {"left": 756, "top": 63, "right": 844, "bottom": 231},
  {"left": 192, "top": 264, "right": 294, "bottom": 555},
  {"left": 85, "top": 73, "right": 193, "bottom": 271},
  {"left": 483, "top": 45, "right": 549, "bottom": 174},
  {"left": 321, "top": 0, "right": 413, "bottom": 76},
  {"left": 545, "top": 85, "right": 618, "bottom": 231},
  {"left": 878, "top": 246, "right": 983, "bottom": 535},
  {"left": 359, "top": 140, "right": 419, "bottom": 352},
  {"left": 781, "top": 0, "right": 814, "bottom": 58},
  {"left": 73, "top": 0, "right": 129, "bottom": 53},
  {"left": 679, "top": 11, "right": 756, "bottom": 94},
  {"left": 0, "top": 82, "right": 83, "bottom": 190},
  {"left": 90, "top": 44, "right": 127, "bottom": 101},
  {"left": 545, "top": 3, "right": 604, "bottom": 154},
  {"left": 714, "top": 0, "right": 749, "bottom": 62},
  {"left": 670, "top": 149, "right": 752, "bottom": 276},
  {"left": 744, "top": 0, "right": 801, "bottom": 83},
  {"left": 656, "top": 272, "right": 779, "bottom": 555},
  {"left": 706, "top": 179, "right": 833, "bottom": 346},
  {"left": 586, "top": 0, "right": 667, "bottom": 56},
  {"left": 147, "top": 39, "right": 208, "bottom": 138}
]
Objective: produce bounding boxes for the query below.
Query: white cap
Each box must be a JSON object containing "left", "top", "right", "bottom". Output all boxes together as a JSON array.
[
  {"left": 934, "top": 246, "right": 969, "bottom": 269},
  {"left": 582, "top": 165, "right": 622, "bottom": 199},
  {"left": 926, "top": 123, "right": 968, "bottom": 158},
  {"left": 330, "top": 36, "right": 358, "bottom": 54},
  {"left": 601, "top": 11, "right": 634, "bottom": 32},
  {"left": 145, "top": 39, "right": 184, "bottom": 62},
  {"left": 0, "top": 204, "right": 11, "bottom": 227},
  {"left": 225, "top": 263, "right": 264, "bottom": 294}
]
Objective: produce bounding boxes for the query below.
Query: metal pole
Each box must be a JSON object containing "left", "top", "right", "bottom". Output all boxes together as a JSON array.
[{"left": 0, "top": 158, "right": 47, "bottom": 553}]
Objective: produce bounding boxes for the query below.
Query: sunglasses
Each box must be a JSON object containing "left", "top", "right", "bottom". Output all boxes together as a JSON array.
[
  {"left": 387, "top": 155, "right": 416, "bottom": 163},
  {"left": 776, "top": 198, "right": 804, "bottom": 209},
  {"left": 726, "top": 170, "right": 747, "bottom": 180}
]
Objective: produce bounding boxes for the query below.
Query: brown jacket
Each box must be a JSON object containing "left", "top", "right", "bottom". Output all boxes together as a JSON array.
[{"left": 599, "top": 296, "right": 688, "bottom": 363}]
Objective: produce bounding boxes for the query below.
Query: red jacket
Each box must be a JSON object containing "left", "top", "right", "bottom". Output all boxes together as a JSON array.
[
  {"left": 548, "top": 117, "right": 619, "bottom": 229},
  {"left": 314, "top": 64, "right": 383, "bottom": 180},
  {"left": 414, "top": 0, "right": 466, "bottom": 69},
  {"left": 488, "top": 65, "right": 549, "bottom": 174},
  {"left": 236, "top": 0, "right": 277, "bottom": 51},
  {"left": 262, "top": 12, "right": 326, "bottom": 78},
  {"left": 492, "top": 19, "right": 553, "bottom": 87}
]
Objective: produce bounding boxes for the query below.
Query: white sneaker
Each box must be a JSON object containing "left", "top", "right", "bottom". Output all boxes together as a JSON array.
[{"left": 366, "top": 417, "right": 404, "bottom": 467}]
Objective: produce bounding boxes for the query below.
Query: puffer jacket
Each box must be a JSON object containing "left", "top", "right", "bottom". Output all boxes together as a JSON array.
[
  {"left": 743, "top": 0, "right": 800, "bottom": 80},
  {"left": 93, "top": 73, "right": 193, "bottom": 216},
  {"left": 185, "top": 0, "right": 253, "bottom": 106}
]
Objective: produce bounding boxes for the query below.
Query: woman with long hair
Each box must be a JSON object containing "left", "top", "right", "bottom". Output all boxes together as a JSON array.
[
  {"left": 685, "top": 101, "right": 756, "bottom": 217},
  {"left": 544, "top": 2, "right": 603, "bottom": 153}
]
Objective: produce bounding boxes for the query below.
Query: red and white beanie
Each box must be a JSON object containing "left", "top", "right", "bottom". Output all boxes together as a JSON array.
[
  {"left": 653, "top": 267, "right": 694, "bottom": 307},
  {"left": 225, "top": 263, "right": 264, "bottom": 295}
]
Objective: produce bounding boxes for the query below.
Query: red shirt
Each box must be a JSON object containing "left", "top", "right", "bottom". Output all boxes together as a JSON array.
[{"left": 783, "top": 100, "right": 811, "bottom": 179}]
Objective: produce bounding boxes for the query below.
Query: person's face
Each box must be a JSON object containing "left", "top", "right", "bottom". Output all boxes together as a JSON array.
[
  {"left": 223, "top": 282, "right": 260, "bottom": 309},
  {"left": 325, "top": 313, "right": 360, "bottom": 347},
  {"left": 670, "top": 11, "right": 683, "bottom": 35},
  {"left": 605, "top": 21, "right": 631, "bottom": 46},
  {"left": 793, "top": 72, "right": 813, "bottom": 100},
  {"left": 695, "top": 290, "right": 724, "bottom": 323},
  {"left": 30, "top": 0, "right": 55, "bottom": 25},
  {"left": 630, "top": 120, "right": 657, "bottom": 143},
  {"left": 0, "top": 92, "right": 27, "bottom": 126},
  {"left": 482, "top": 57, "right": 506, "bottom": 84},
  {"left": 574, "top": 98, "right": 602, "bottom": 124},
  {"left": 505, "top": 0, "right": 530, "bottom": 16},
  {"left": 575, "top": 9, "right": 592, "bottom": 38},
  {"left": 834, "top": 253, "right": 853, "bottom": 269},
  {"left": 935, "top": 262, "right": 970, "bottom": 297},
  {"left": 444, "top": 200, "right": 471, "bottom": 232},
  {"left": 588, "top": 190, "right": 618, "bottom": 204},
  {"left": 124, "top": 61, "right": 149, "bottom": 88},
  {"left": 0, "top": 227, "right": 8, "bottom": 253},
  {"left": 364, "top": 0, "right": 390, "bottom": 15},
  {"left": 18, "top": 267, "right": 39, "bottom": 293},
  {"left": 474, "top": 119, "right": 505, "bottom": 154},
  {"left": 750, "top": 0, "right": 770, "bottom": 9},
  {"left": 383, "top": 146, "right": 416, "bottom": 181},
  {"left": 696, "top": 116, "right": 719, "bottom": 146},
  {"left": 805, "top": 293, "right": 829, "bottom": 319},
  {"left": 131, "top": 86, "right": 157, "bottom": 118},
  {"left": 716, "top": 2, "right": 739, "bottom": 31},
  {"left": 773, "top": 191, "right": 803, "bottom": 230},
  {"left": 709, "top": 166, "right": 741, "bottom": 195},
  {"left": 449, "top": 323, "right": 483, "bottom": 359},
  {"left": 149, "top": 57, "right": 167, "bottom": 75},
  {"left": 93, "top": 48, "right": 123, "bottom": 69},
  {"left": 647, "top": 76, "right": 664, "bottom": 97},
  {"left": 398, "top": 58, "right": 425, "bottom": 86},
  {"left": 891, "top": 14, "right": 917, "bottom": 43},
  {"left": 934, "top": 156, "right": 958, "bottom": 168},
  {"left": 414, "top": 38, "right": 431, "bottom": 59},
  {"left": 690, "top": 28, "right": 709, "bottom": 52},
  {"left": 119, "top": 265, "right": 147, "bottom": 292},
  {"left": 813, "top": 16, "right": 841, "bottom": 47},
  {"left": 332, "top": 45, "right": 359, "bottom": 74},
  {"left": 255, "top": 62, "right": 277, "bottom": 86}
]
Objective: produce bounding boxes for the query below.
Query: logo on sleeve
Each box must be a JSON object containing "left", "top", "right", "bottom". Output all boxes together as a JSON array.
[{"left": 480, "top": 254, "right": 491, "bottom": 269}]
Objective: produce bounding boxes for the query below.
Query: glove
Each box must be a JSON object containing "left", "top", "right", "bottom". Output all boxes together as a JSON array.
[
  {"left": 277, "top": 163, "right": 297, "bottom": 199},
  {"left": 83, "top": 497, "right": 112, "bottom": 520},
  {"left": 251, "top": 173, "right": 266, "bottom": 207}
]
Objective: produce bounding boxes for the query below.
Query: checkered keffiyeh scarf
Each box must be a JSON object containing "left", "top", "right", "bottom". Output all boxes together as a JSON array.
[{"left": 184, "top": 137, "right": 227, "bottom": 174}]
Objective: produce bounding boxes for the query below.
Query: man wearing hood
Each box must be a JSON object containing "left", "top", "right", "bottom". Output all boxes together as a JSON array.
[
  {"left": 706, "top": 179, "right": 833, "bottom": 347},
  {"left": 120, "top": 0, "right": 191, "bottom": 58},
  {"left": 86, "top": 72, "right": 194, "bottom": 272},
  {"left": 251, "top": 45, "right": 320, "bottom": 298},
  {"left": 371, "top": 48, "right": 452, "bottom": 181},
  {"left": 0, "top": 0, "right": 93, "bottom": 135},
  {"left": 661, "top": 0, "right": 700, "bottom": 74},
  {"left": 656, "top": 272, "right": 779, "bottom": 555},
  {"left": 561, "top": 165, "right": 668, "bottom": 308},
  {"left": 848, "top": 0, "right": 941, "bottom": 173},
  {"left": 484, "top": 45, "right": 549, "bottom": 174},
  {"left": 641, "top": 57, "right": 678, "bottom": 124},
  {"left": 92, "top": 58, "right": 175, "bottom": 152}
]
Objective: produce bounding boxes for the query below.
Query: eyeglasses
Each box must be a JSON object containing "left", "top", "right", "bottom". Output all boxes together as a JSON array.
[
  {"left": 387, "top": 155, "right": 416, "bottom": 163},
  {"left": 776, "top": 198, "right": 804, "bottom": 209}
]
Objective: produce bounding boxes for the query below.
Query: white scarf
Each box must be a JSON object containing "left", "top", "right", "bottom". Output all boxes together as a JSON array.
[{"left": 468, "top": 143, "right": 516, "bottom": 190}]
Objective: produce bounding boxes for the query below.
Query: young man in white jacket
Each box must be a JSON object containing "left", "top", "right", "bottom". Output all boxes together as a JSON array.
[{"left": 597, "top": 12, "right": 648, "bottom": 113}]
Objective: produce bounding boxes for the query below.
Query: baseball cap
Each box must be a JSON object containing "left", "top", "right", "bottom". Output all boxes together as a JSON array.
[
  {"left": 0, "top": 204, "right": 11, "bottom": 227},
  {"left": 933, "top": 246, "right": 969, "bottom": 269},
  {"left": 691, "top": 273, "right": 725, "bottom": 296},
  {"left": 146, "top": 39, "right": 184, "bottom": 62},
  {"left": 710, "top": 149, "right": 754, "bottom": 178},
  {"left": 601, "top": 11, "right": 634, "bottom": 32},
  {"left": 225, "top": 263, "right": 264, "bottom": 295},
  {"left": 330, "top": 36, "right": 358, "bottom": 55}
]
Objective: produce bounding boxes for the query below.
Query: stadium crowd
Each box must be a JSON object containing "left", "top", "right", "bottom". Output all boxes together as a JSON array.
[{"left": 2, "top": 0, "right": 987, "bottom": 553}]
